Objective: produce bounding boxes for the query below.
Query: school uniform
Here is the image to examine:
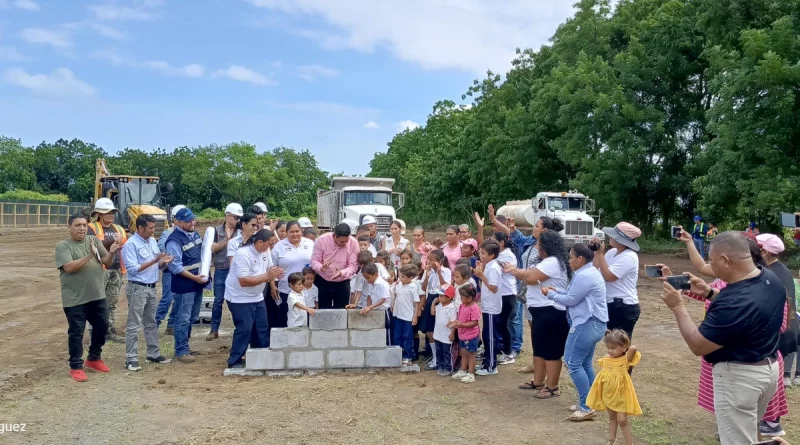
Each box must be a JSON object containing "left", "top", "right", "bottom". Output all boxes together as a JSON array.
[
  {"left": 364, "top": 277, "right": 392, "bottom": 345},
  {"left": 480, "top": 259, "right": 503, "bottom": 371},
  {"left": 433, "top": 301, "right": 457, "bottom": 373},
  {"left": 393, "top": 283, "right": 419, "bottom": 360}
]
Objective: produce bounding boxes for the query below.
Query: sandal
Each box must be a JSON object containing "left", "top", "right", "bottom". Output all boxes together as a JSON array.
[
  {"left": 518, "top": 364, "right": 535, "bottom": 374},
  {"left": 518, "top": 381, "right": 544, "bottom": 390},
  {"left": 533, "top": 386, "right": 562, "bottom": 399}
]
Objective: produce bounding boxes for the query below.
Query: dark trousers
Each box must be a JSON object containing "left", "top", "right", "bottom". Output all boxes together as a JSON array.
[
  {"left": 227, "top": 300, "right": 269, "bottom": 367},
  {"left": 393, "top": 318, "right": 414, "bottom": 360},
  {"left": 265, "top": 291, "right": 288, "bottom": 329},
  {"left": 315, "top": 275, "right": 350, "bottom": 308},
  {"left": 482, "top": 313, "right": 500, "bottom": 371},
  {"left": 498, "top": 294, "right": 515, "bottom": 355},
  {"left": 435, "top": 340, "right": 453, "bottom": 372},
  {"left": 64, "top": 299, "right": 109, "bottom": 370},
  {"left": 606, "top": 299, "right": 641, "bottom": 338}
]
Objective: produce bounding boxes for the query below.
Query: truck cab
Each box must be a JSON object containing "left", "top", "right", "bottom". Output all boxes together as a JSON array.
[
  {"left": 317, "top": 177, "right": 405, "bottom": 235},
  {"left": 533, "top": 192, "right": 604, "bottom": 245}
]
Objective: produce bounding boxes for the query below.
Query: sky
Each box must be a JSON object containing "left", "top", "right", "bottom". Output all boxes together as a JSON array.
[{"left": 0, "top": 0, "right": 577, "bottom": 175}]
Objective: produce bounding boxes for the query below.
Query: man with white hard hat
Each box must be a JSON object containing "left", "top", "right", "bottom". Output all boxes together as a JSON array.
[
  {"left": 298, "top": 217, "right": 317, "bottom": 241},
  {"left": 156, "top": 204, "right": 186, "bottom": 335},
  {"left": 249, "top": 203, "right": 268, "bottom": 229},
  {"left": 206, "top": 203, "right": 243, "bottom": 341},
  {"left": 87, "top": 197, "right": 128, "bottom": 343},
  {"left": 361, "top": 215, "right": 384, "bottom": 251}
]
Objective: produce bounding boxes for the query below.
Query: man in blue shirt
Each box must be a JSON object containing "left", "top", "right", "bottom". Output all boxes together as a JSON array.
[
  {"left": 166, "top": 208, "right": 208, "bottom": 363},
  {"left": 692, "top": 215, "right": 707, "bottom": 260},
  {"left": 155, "top": 205, "right": 185, "bottom": 334},
  {"left": 121, "top": 215, "right": 174, "bottom": 371}
]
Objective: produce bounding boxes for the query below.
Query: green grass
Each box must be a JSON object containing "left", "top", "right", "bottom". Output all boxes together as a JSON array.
[{"left": 637, "top": 236, "right": 685, "bottom": 255}]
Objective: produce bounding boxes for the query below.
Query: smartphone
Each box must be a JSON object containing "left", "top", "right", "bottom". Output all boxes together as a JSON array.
[
  {"left": 781, "top": 212, "right": 800, "bottom": 228},
  {"left": 666, "top": 275, "right": 691, "bottom": 290},
  {"left": 671, "top": 226, "right": 682, "bottom": 238},
  {"left": 644, "top": 265, "right": 662, "bottom": 278}
]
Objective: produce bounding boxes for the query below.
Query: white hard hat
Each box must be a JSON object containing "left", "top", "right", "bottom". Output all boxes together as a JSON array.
[
  {"left": 362, "top": 215, "right": 377, "bottom": 225},
  {"left": 254, "top": 202, "right": 268, "bottom": 213},
  {"left": 398, "top": 219, "right": 407, "bottom": 235},
  {"left": 93, "top": 198, "right": 117, "bottom": 214},
  {"left": 225, "top": 203, "right": 244, "bottom": 217},
  {"left": 171, "top": 204, "right": 186, "bottom": 218},
  {"left": 298, "top": 217, "right": 313, "bottom": 228}
]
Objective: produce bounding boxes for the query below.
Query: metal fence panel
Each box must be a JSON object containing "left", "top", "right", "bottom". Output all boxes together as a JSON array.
[{"left": 0, "top": 200, "right": 91, "bottom": 227}]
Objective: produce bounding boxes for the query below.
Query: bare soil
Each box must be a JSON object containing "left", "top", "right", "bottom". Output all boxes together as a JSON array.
[{"left": 0, "top": 226, "right": 797, "bottom": 444}]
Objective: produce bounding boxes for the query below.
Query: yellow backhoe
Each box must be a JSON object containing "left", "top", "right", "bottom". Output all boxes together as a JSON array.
[{"left": 93, "top": 159, "right": 171, "bottom": 237}]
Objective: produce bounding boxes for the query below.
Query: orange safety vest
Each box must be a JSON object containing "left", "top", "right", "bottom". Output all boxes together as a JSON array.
[{"left": 89, "top": 222, "right": 128, "bottom": 273}]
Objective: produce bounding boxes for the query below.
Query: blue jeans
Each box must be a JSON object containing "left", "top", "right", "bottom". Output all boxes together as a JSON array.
[
  {"left": 693, "top": 238, "right": 706, "bottom": 260},
  {"left": 435, "top": 340, "right": 453, "bottom": 372},
  {"left": 227, "top": 300, "right": 269, "bottom": 367},
  {"left": 210, "top": 268, "right": 229, "bottom": 332},
  {"left": 564, "top": 317, "right": 607, "bottom": 411},
  {"left": 172, "top": 290, "right": 203, "bottom": 357},
  {"left": 393, "top": 318, "right": 414, "bottom": 360},
  {"left": 511, "top": 299, "right": 524, "bottom": 353},
  {"left": 155, "top": 272, "right": 176, "bottom": 328}
]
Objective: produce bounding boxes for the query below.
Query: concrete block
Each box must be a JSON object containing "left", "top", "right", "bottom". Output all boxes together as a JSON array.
[
  {"left": 245, "top": 348, "right": 285, "bottom": 371},
  {"left": 266, "top": 371, "right": 304, "bottom": 377},
  {"left": 399, "top": 364, "right": 421, "bottom": 373},
  {"left": 309, "top": 309, "right": 348, "bottom": 330},
  {"left": 326, "top": 349, "right": 365, "bottom": 368},
  {"left": 287, "top": 350, "right": 324, "bottom": 369},
  {"left": 365, "top": 347, "right": 402, "bottom": 368},
  {"left": 270, "top": 328, "right": 309, "bottom": 349},
  {"left": 349, "top": 329, "right": 387, "bottom": 348},
  {"left": 223, "top": 368, "right": 264, "bottom": 377},
  {"left": 344, "top": 368, "right": 378, "bottom": 374},
  {"left": 347, "top": 309, "right": 386, "bottom": 329},
  {"left": 311, "top": 330, "right": 348, "bottom": 349}
]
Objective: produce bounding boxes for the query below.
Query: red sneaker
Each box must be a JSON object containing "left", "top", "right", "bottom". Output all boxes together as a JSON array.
[
  {"left": 70, "top": 369, "right": 88, "bottom": 382},
  {"left": 85, "top": 359, "right": 110, "bottom": 373}
]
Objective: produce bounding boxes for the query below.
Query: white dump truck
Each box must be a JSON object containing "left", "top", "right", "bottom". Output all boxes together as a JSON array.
[
  {"left": 317, "top": 177, "right": 405, "bottom": 235},
  {"left": 497, "top": 191, "right": 604, "bottom": 246}
]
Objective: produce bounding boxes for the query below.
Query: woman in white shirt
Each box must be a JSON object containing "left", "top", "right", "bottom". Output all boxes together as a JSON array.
[
  {"left": 383, "top": 220, "right": 410, "bottom": 269},
  {"left": 224, "top": 229, "right": 283, "bottom": 369},
  {"left": 506, "top": 231, "right": 571, "bottom": 399},
  {"left": 492, "top": 232, "right": 520, "bottom": 365},
  {"left": 592, "top": 222, "right": 642, "bottom": 338},
  {"left": 227, "top": 213, "right": 260, "bottom": 261},
  {"left": 269, "top": 220, "right": 315, "bottom": 328}
]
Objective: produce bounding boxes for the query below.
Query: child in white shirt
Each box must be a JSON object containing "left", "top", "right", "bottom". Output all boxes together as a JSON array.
[
  {"left": 287, "top": 272, "right": 316, "bottom": 328},
  {"left": 432, "top": 285, "right": 457, "bottom": 376},
  {"left": 393, "top": 265, "right": 421, "bottom": 365},
  {"left": 301, "top": 266, "right": 318, "bottom": 310},
  {"left": 348, "top": 251, "right": 374, "bottom": 309},
  {"left": 453, "top": 263, "right": 478, "bottom": 310},
  {"left": 472, "top": 241, "right": 502, "bottom": 375},
  {"left": 359, "top": 263, "right": 392, "bottom": 345}
]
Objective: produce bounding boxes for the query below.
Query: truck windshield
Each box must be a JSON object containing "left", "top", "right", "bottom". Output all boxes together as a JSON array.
[
  {"left": 548, "top": 197, "right": 585, "bottom": 211},
  {"left": 344, "top": 191, "right": 392, "bottom": 206},
  {"left": 124, "top": 180, "right": 161, "bottom": 206}
]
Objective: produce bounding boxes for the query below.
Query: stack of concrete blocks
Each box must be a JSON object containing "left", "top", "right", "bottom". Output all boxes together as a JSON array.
[{"left": 237, "top": 309, "right": 414, "bottom": 376}]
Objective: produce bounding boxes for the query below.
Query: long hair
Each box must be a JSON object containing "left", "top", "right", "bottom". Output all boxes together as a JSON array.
[
  {"left": 537, "top": 231, "right": 573, "bottom": 280},
  {"left": 493, "top": 231, "right": 520, "bottom": 263}
]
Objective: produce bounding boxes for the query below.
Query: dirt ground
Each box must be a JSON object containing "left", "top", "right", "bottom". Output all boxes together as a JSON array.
[{"left": 0, "top": 226, "right": 798, "bottom": 445}]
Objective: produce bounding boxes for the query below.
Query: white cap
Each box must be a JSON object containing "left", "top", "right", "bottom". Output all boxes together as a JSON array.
[
  {"left": 362, "top": 215, "right": 377, "bottom": 225},
  {"left": 254, "top": 202, "right": 268, "bottom": 213},
  {"left": 171, "top": 204, "right": 186, "bottom": 218},
  {"left": 224, "top": 203, "right": 244, "bottom": 217},
  {"left": 93, "top": 197, "right": 117, "bottom": 214},
  {"left": 298, "top": 217, "right": 313, "bottom": 228},
  {"left": 398, "top": 219, "right": 407, "bottom": 235}
]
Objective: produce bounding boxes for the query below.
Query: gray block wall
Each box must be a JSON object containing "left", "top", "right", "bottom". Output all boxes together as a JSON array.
[{"left": 245, "top": 309, "right": 402, "bottom": 372}]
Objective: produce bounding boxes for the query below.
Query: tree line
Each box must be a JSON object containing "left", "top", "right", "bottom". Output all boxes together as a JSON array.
[
  {"left": 368, "top": 0, "right": 800, "bottom": 235},
  {"left": 0, "top": 136, "right": 331, "bottom": 218}
]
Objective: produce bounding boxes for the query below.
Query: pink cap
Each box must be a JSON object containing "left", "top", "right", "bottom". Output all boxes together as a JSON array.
[
  {"left": 462, "top": 238, "right": 478, "bottom": 251},
  {"left": 756, "top": 234, "right": 785, "bottom": 255}
]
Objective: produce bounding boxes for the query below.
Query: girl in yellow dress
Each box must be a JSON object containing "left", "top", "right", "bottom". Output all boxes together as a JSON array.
[{"left": 586, "top": 329, "right": 642, "bottom": 445}]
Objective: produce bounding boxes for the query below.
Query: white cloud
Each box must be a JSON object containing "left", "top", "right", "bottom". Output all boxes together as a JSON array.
[
  {"left": 13, "top": 0, "right": 39, "bottom": 10},
  {"left": 4, "top": 67, "right": 96, "bottom": 96},
  {"left": 363, "top": 121, "right": 379, "bottom": 129},
  {"left": 396, "top": 120, "right": 420, "bottom": 131},
  {"left": 86, "top": 22, "right": 125, "bottom": 40},
  {"left": 89, "top": 3, "right": 156, "bottom": 21},
  {"left": 93, "top": 48, "right": 136, "bottom": 66},
  {"left": 213, "top": 65, "right": 274, "bottom": 86},
  {"left": 245, "top": 0, "right": 576, "bottom": 74},
  {"left": 144, "top": 60, "right": 205, "bottom": 77},
  {"left": 20, "top": 27, "right": 72, "bottom": 48},
  {"left": 298, "top": 64, "right": 338, "bottom": 81}
]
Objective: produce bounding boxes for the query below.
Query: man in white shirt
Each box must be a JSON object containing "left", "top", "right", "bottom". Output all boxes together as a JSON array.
[
  {"left": 473, "top": 241, "right": 502, "bottom": 375},
  {"left": 224, "top": 229, "right": 283, "bottom": 369}
]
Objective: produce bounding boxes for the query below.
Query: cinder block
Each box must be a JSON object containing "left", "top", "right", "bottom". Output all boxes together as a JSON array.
[
  {"left": 287, "top": 350, "right": 324, "bottom": 369},
  {"left": 311, "top": 330, "right": 348, "bottom": 348},
  {"left": 349, "top": 329, "right": 387, "bottom": 348},
  {"left": 245, "top": 348, "right": 285, "bottom": 371},
  {"left": 266, "top": 371, "right": 304, "bottom": 377},
  {"left": 309, "top": 309, "right": 348, "bottom": 330},
  {"left": 365, "top": 347, "right": 402, "bottom": 368},
  {"left": 270, "top": 328, "right": 309, "bottom": 349},
  {"left": 347, "top": 309, "right": 386, "bottom": 329},
  {"left": 223, "top": 368, "right": 265, "bottom": 377},
  {"left": 326, "top": 349, "right": 365, "bottom": 368},
  {"left": 399, "top": 364, "right": 420, "bottom": 373}
]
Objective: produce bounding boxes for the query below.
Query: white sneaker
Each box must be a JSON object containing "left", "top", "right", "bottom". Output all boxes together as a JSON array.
[
  {"left": 498, "top": 354, "right": 516, "bottom": 365},
  {"left": 461, "top": 373, "right": 475, "bottom": 383},
  {"left": 451, "top": 370, "right": 468, "bottom": 380},
  {"left": 475, "top": 367, "right": 498, "bottom": 376},
  {"left": 784, "top": 376, "right": 793, "bottom": 388},
  {"left": 793, "top": 376, "right": 800, "bottom": 386}
]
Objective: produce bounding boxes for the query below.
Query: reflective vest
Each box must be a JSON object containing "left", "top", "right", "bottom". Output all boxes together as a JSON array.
[
  {"left": 692, "top": 223, "right": 707, "bottom": 240},
  {"left": 166, "top": 228, "right": 204, "bottom": 294},
  {"left": 89, "top": 222, "right": 128, "bottom": 273}
]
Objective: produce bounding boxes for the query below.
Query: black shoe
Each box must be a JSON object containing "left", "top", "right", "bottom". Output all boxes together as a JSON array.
[
  {"left": 229, "top": 362, "right": 245, "bottom": 369},
  {"left": 146, "top": 356, "right": 172, "bottom": 364},
  {"left": 164, "top": 327, "right": 174, "bottom": 336},
  {"left": 125, "top": 361, "right": 142, "bottom": 372}
]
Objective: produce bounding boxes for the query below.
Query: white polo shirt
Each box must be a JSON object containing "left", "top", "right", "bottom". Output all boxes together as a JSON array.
[
  {"left": 394, "top": 283, "right": 420, "bottom": 321},
  {"left": 497, "top": 248, "right": 518, "bottom": 295},
  {"left": 604, "top": 248, "right": 639, "bottom": 304},
  {"left": 224, "top": 244, "right": 271, "bottom": 304},
  {"left": 364, "top": 276, "right": 391, "bottom": 309},
  {"left": 480, "top": 259, "right": 503, "bottom": 315},
  {"left": 271, "top": 237, "right": 315, "bottom": 294}
]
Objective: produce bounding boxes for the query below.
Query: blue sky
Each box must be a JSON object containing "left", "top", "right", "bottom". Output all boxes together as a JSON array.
[{"left": 0, "top": 0, "right": 576, "bottom": 175}]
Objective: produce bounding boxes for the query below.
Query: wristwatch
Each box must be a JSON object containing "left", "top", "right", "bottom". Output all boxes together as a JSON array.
[{"left": 705, "top": 288, "right": 715, "bottom": 300}]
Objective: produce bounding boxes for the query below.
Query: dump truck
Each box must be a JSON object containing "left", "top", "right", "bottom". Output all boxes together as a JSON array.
[
  {"left": 93, "top": 159, "right": 171, "bottom": 237},
  {"left": 497, "top": 191, "right": 604, "bottom": 246},
  {"left": 317, "top": 177, "right": 405, "bottom": 235}
]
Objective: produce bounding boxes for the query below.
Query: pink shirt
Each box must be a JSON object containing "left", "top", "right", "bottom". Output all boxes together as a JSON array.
[
  {"left": 442, "top": 242, "right": 463, "bottom": 272},
  {"left": 311, "top": 232, "right": 359, "bottom": 282},
  {"left": 457, "top": 303, "right": 481, "bottom": 340}
]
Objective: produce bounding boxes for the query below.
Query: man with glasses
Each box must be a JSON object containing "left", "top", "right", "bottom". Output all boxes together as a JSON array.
[{"left": 206, "top": 203, "right": 243, "bottom": 341}]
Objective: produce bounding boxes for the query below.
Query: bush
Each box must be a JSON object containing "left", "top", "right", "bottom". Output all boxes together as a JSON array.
[
  {"left": 195, "top": 208, "right": 225, "bottom": 220},
  {"left": 637, "top": 236, "right": 685, "bottom": 255},
  {"left": 0, "top": 189, "right": 70, "bottom": 202}
]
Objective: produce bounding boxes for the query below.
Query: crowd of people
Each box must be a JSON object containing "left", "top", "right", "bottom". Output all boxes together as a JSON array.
[{"left": 55, "top": 199, "right": 798, "bottom": 445}]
